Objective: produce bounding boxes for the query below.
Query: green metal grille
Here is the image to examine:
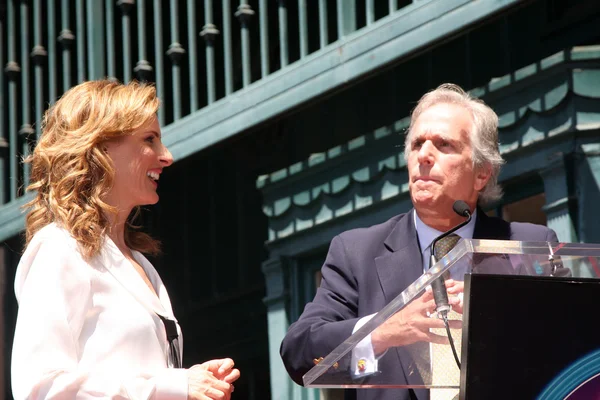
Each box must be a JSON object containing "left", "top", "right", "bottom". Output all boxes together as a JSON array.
[{"left": 0, "top": 0, "right": 419, "bottom": 206}]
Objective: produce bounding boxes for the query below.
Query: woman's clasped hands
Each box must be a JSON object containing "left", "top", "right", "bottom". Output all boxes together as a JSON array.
[{"left": 188, "top": 358, "right": 241, "bottom": 400}]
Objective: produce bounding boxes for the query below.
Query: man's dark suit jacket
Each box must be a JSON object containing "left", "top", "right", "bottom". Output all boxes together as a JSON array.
[{"left": 280, "top": 209, "right": 559, "bottom": 400}]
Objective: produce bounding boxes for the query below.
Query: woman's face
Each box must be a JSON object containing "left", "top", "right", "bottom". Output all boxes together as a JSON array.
[{"left": 104, "top": 117, "right": 173, "bottom": 211}]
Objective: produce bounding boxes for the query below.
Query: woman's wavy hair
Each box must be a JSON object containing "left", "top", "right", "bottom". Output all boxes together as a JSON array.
[{"left": 24, "top": 79, "right": 161, "bottom": 260}]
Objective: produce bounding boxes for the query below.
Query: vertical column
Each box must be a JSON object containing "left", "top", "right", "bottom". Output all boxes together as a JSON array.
[
  {"left": 318, "top": 0, "right": 328, "bottom": 49},
  {"left": 540, "top": 153, "right": 577, "bottom": 242},
  {"left": 201, "top": 0, "right": 219, "bottom": 105},
  {"left": 0, "top": 6, "right": 7, "bottom": 205},
  {"left": 117, "top": 0, "right": 134, "bottom": 83},
  {"left": 152, "top": 0, "right": 165, "bottom": 124},
  {"left": 298, "top": 0, "right": 307, "bottom": 58},
  {"left": 6, "top": 0, "right": 21, "bottom": 201},
  {"left": 105, "top": 0, "right": 116, "bottom": 80},
  {"left": 277, "top": 0, "right": 288, "bottom": 68},
  {"left": 46, "top": 0, "right": 57, "bottom": 103},
  {"left": 134, "top": 0, "right": 153, "bottom": 81},
  {"left": 58, "top": 0, "right": 74, "bottom": 92},
  {"left": 31, "top": 0, "right": 46, "bottom": 141},
  {"left": 86, "top": 0, "right": 105, "bottom": 80},
  {"left": 20, "top": 0, "right": 34, "bottom": 185},
  {"left": 166, "top": 0, "right": 185, "bottom": 120},
  {"left": 258, "top": 0, "right": 269, "bottom": 78},
  {"left": 389, "top": 0, "right": 397, "bottom": 14},
  {"left": 236, "top": 1, "right": 254, "bottom": 88},
  {"left": 187, "top": 0, "right": 199, "bottom": 110},
  {"left": 336, "top": 0, "right": 356, "bottom": 39},
  {"left": 75, "top": 0, "right": 85, "bottom": 82},
  {"left": 366, "top": 0, "right": 374, "bottom": 25},
  {"left": 222, "top": 0, "right": 233, "bottom": 95},
  {"left": 262, "top": 256, "right": 293, "bottom": 400}
]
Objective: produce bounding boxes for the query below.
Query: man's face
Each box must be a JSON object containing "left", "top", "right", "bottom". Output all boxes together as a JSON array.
[{"left": 407, "top": 103, "right": 489, "bottom": 216}]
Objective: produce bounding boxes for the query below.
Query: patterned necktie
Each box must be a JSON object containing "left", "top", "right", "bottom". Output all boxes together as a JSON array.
[
  {"left": 431, "top": 233, "right": 461, "bottom": 400},
  {"left": 434, "top": 233, "right": 461, "bottom": 260}
]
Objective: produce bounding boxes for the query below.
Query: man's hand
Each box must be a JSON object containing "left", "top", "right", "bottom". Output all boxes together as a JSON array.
[
  {"left": 445, "top": 279, "right": 465, "bottom": 314},
  {"left": 371, "top": 281, "right": 463, "bottom": 355}
]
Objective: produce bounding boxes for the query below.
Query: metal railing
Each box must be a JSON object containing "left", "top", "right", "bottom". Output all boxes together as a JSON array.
[{"left": 0, "top": 0, "right": 417, "bottom": 206}]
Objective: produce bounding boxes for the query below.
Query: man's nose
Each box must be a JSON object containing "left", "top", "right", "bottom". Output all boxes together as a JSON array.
[{"left": 417, "top": 141, "right": 435, "bottom": 165}]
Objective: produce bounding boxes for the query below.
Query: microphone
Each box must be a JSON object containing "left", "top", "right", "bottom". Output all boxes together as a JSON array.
[{"left": 429, "top": 200, "right": 472, "bottom": 319}]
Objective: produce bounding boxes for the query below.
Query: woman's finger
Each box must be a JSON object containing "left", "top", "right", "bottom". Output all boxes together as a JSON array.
[
  {"left": 223, "top": 368, "right": 241, "bottom": 384},
  {"left": 216, "top": 358, "right": 235, "bottom": 375}
]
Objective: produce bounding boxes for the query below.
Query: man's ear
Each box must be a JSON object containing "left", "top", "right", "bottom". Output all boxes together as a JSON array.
[{"left": 474, "top": 163, "right": 492, "bottom": 191}]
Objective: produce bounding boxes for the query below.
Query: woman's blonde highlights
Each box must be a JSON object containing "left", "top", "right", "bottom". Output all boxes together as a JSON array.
[{"left": 24, "top": 80, "right": 161, "bottom": 259}]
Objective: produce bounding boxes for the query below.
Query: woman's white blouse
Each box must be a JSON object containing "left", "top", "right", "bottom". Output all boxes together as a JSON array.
[{"left": 11, "top": 223, "right": 188, "bottom": 400}]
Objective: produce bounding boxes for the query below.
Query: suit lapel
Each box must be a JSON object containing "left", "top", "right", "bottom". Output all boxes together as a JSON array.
[
  {"left": 374, "top": 210, "right": 429, "bottom": 396},
  {"left": 94, "top": 236, "right": 171, "bottom": 318},
  {"left": 375, "top": 210, "right": 423, "bottom": 304}
]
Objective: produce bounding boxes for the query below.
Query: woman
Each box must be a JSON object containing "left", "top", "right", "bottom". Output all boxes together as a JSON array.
[{"left": 11, "top": 80, "right": 240, "bottom": 400}]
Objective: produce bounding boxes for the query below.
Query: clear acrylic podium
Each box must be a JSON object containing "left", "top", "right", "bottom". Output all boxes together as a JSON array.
[{"left": 302, "top": 239, "right": 600, "bottom": 397}]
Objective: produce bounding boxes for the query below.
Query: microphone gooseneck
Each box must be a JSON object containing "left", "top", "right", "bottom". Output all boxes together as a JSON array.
[
  {"left": 429, "top": 200, "right": 472, "bottom": 370},
  {"left": 429, "top": 200, "right": 472, "bottom": 318}
]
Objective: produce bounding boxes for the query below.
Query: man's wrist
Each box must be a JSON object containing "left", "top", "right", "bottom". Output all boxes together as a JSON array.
[{"left": 371, "top": 328, "right": 388, "bottom": 355}]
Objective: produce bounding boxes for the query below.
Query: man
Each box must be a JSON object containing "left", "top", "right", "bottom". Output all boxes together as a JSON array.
[{"left": 280, "top": 84, "right": 559, "bottom": 400}]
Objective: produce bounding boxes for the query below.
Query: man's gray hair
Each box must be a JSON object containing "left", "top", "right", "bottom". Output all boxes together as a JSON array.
[{"left": 404, "top": 83, "right": 505, "bottom": 206}]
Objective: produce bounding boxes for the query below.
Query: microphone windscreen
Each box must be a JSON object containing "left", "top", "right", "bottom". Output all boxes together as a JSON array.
[{"left": 452, "top": 200, "right": 470, "bottom": 217}]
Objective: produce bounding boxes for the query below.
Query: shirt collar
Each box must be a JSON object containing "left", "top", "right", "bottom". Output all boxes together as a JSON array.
[{"left": 413, "top": 207, "right": 478, "bottom": 256}]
